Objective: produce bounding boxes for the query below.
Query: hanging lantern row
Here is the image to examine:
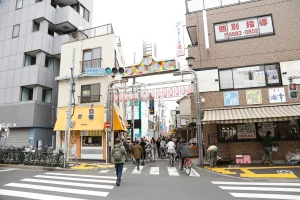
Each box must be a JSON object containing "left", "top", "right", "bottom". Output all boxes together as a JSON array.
[{"left": 113, "top": 85, "right": 193, "bottom": 102}]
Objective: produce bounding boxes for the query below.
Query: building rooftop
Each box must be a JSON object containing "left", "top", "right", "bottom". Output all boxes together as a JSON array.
[{"left": 186, "top": 0, "right": 264, "bottom": 13}]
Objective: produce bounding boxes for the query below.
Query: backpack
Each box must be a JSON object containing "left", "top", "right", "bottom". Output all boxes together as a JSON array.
[{"left": 113, "top": 146, "right": 122, "bottom": 162}]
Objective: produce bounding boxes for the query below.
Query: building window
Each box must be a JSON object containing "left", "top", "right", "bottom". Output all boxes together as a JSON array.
[
  {"left": 82, "top": 48, "right": 101, "bottom": 72},
  {"left": 71, "top": 3, "right": 79, "bottom": 12},
  {"left": 16, "top": 0, "right": 23, "bottom": 9},
  {"left": 12, "top": 24, "right": 20, "bottom": 38},
  {"left": 42, "top": 89, "right": 52, "bottom": 103},
  {"left": 46, "top": 57, "right": 55, "bottom": 70},
  {"left": 36, "top": 0, "right": 43, "bottom": 3},
  {"left": 83, "top": 9, "right": 90, "bottom": 22},
  {"left": 218, "top": 121, "right": 300, "bottom": 142},
  {"left": 81, "top": 84, "right": 100, "bottom": 103},
  {"left": 21, "top": 87, "right": 33, "bottom": 101},
  {"left": 258, "top": 121, "right": 300, "bottom": 140},
  {"left": 78, "top": 4, "right": 89, "bottom": 22},
  {"left": 82, "top": 136, "right": 102, "bottom": 146},
  {"left": 219, "top": 64, "right": 281, "bottom": 90},
  {"left": 33, "top": 22, "right": 40, "bottom": 32},
  {"left": 24, "top": 54, "right": 36, "bottom": 66}
]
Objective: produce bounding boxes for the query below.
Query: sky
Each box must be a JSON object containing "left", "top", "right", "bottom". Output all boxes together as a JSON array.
[{"left": 92, "top": 0, "right": 192, "bottom": 131}]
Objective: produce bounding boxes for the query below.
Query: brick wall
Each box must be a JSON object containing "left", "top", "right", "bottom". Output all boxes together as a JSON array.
[
  {"left": 202, "top": 123, "right": 300, "bottom": 161},
  {"left": 186, "top": 0, "right": 300, "bottom": 69}
]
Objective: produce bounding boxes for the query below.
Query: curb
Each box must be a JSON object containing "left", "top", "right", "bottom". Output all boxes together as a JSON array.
[{"left": 0, "top": 164, "right": 73, "bottom": 171}]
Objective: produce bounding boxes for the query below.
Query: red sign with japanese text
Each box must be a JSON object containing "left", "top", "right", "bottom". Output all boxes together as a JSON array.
[{"left": 215, "top": 15, "right": 274, "bottom": 42}]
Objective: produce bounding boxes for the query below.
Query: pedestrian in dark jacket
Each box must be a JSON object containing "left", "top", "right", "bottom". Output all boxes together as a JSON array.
[
  {"left": 111, "top": 139, "right": 127, "bottom": 186},
  {"left": 140, "top": 138, "right": 147, "bottom": 160},
  {"left": 261, "top": 131, "right": 274, "bottom": 165},
  {"left": 133, "top": 140, "right": 144, "bottom": 171},
  {"left": 177, "top": 139, "right": 189, "bottom": 170},
  {"left": 122, "top": 139, "right": 129, "bottom": 162}
]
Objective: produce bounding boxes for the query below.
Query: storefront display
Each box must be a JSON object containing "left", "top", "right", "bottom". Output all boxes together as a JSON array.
[
  {"left": 81, "top": 130, "right": 104, "bottom": 159},
  {"left": 218, "top": 120, "right": 300, "bottom": 142}
]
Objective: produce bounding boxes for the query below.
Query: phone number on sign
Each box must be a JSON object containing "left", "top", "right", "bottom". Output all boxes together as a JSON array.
[{"left": 226, "top": 28, "right": 259, "bottom": 38}]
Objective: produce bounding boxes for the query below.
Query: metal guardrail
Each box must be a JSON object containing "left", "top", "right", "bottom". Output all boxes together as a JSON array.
[
  {"left": 82, "top": 24, "right": 114, "bottom": 38},
  {"left": 186, "top": 0, "right": 263, "bottom": 13},
  {"left": 0, "top": 147, "right": 64, "bottom": 167}
]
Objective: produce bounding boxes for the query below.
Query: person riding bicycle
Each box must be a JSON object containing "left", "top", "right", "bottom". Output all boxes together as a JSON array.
[
  {"left": 177, "top": 139, "right": 189, "bottom": 170},
  {"left": 160, "top": 138, "right": 167, "bottom": 157},
  {"left": 166, "top": 138, "right": 176, "bottom": 164}
]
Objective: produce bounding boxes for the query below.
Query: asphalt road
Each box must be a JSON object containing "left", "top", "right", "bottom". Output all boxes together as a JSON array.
[{"left": 1, "top": 160, "right": 300, "bottom": 200}]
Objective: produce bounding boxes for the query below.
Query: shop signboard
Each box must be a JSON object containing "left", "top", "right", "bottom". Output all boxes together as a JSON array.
[
  {"left": 122, "top": 56, "right": 177, "bottom": 78},
  {"left": 195, "top": 69, "right": 220, "bottom": 92},
  {"left": 246, "top": 89, "right": 262, "bottom": 105},
  {"left": 224, "top": 91, "right": 239, "bottom": 106},
  {"left": 269, "top": 88, "right": 286, "bottom": 103},
  {"left": 176, "top": 21, "right": 185, "bottom": 57},
  {"left": 266, "top": 69, "right": 280, "bottom": 84},
  {"left": 85, "top": 68, "right": 106, "bottom": 76},
  {"left": 237, "top": 124, "right": 256, "bottom": 139},
  {"left": 80, "top": 130, "right": 103, "bottom": 136},
  {"left": 214, "top": 15, "right": 274, "bottom": 42}
]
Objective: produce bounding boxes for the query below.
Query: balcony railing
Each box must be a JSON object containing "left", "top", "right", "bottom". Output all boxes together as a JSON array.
[
  {"left": 79, "top": 95, "right": 101, "bottom": 103},
  {"left": 82, "top": 24, "right": 114, "bottom": 38},
  {"left": 80, "top": 58, "right": 102, "bottom": 72},
  {"left": 186, "top": 0, "right": 263, "bottom": 13},
  {"left": 68, "top": 24, "right": 114, "bottom": 42}
]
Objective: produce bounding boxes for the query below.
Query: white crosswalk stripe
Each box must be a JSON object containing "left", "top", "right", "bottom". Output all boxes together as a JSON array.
[
  {"left": 0, "top": 172, "right": 116, "bottom": 200},
  {"left": 167, "top": 167, "right": 179, "bottom": 176},
  {"left": 212, "top": 181, "right": 300, "bottom": 199},
  {"left": 150, "top": 167, "right": 159, "bottom": 175},
  {"left": 190, "top": 168, "right": 201, "bottom": 177},
  {"left": 132, "top": 166, "right": 144, "bottom": 174},
  {"left": 99, "top": 170, "right": 110, "bottom": 173},
  {"left": 0, "top": 168, "right": 17, "bottom": 172},
  {"left": 97, "top": 166, "right": 201, "bottom": 177}
]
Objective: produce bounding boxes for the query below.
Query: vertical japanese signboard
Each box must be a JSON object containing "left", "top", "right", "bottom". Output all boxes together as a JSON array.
[
  {"left": 176, "top": 21, "right": 185, "bottom": 56},
  {"left": 214, "top": 15, "right": 274, "bottom": 42}
]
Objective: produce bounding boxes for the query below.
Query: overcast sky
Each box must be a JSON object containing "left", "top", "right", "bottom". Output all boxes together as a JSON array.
[{"left": 92, "top": 0, "right": 191, "bottom": 128}]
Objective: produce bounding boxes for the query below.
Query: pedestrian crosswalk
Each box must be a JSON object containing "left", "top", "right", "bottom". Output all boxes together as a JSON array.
[
  {"left": 212, "top": 181, "right": 300, "bottom": 199},
  {"left": 98, "top": 166, "right": 201, "bottom": 177},
  {"left": 0, "top": 168, "right": 17, "bottom": 172},
  {"left": 0, "top": 172, "right": 116, "bottom": 200}
]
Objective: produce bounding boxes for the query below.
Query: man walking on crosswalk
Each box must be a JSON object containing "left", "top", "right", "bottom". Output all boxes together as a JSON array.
[
  {"left": 111, "top": 138, "right": 127, "bottom": 186},
  {"left": 133, "top": 140, "right": 144, "bottom": 171}
]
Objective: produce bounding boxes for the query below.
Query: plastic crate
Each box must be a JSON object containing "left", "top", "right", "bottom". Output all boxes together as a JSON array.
[
  {"left": 243, "top": 155, "right": 251, "bottom": 164},
  {"left": 235, "top": 155, "right": 244, "bottom": 164}
]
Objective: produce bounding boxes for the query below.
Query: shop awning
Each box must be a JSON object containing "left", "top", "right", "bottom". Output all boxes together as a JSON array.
[
  {"left": 202, "top": 104, "right": 300, "bottom": 124},
  {"left": 54, "top": 105, "right": 105, "bottom": 131},
  {"left": 114, "top": 106, "right": 127, "bottom": 132}
]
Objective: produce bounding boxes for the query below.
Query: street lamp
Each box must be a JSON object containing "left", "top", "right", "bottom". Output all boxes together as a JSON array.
[
  {"left": 173, "top": 68, "right": 204, "bottom": 167},
  {"left": 186, "top": 57, "right": 195, "bottom": 68}
]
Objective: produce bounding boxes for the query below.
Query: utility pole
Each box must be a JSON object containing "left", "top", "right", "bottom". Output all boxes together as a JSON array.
[
  {"left": 65, "top": 48, "right": 75, "bottom": 168},
  {"left": 131, "top": 78, "right": 135, "bottom": 142}
]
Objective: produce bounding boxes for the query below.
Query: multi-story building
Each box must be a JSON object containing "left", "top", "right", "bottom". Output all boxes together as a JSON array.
[
  {"left": 0, "top": 0, "right": 93, "bottom": 147},
  {"left": 53, "top": 24, "right": 127, "bottom": 160},
  {"left": 185, "top": 0, "right": 300, "bottom": 162}
]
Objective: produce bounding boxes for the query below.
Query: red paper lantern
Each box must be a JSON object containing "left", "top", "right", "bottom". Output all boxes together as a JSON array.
[
  {"left": 169, "top": 88, "right": 174, "bottom": 96},
  {"left": 114, "top": 95, "right": 118, "bottom": 102},
  {"left": 130, "top": 93, "right": 133, "bottom": 100},
  {"left": 175, "top": 87, "right": 179, "bottom": 96},
  {"left": 151, "top": 90, "right": 155, "bottom": 98},
  {"left": 189, "top": 86, "right": 193, "bottom": 94},
  {"left": 163, "top": 88, "right": 168, "bottom": 97},
  {"left": 124, "top": 93, "right": 128, "bottom": 101}
]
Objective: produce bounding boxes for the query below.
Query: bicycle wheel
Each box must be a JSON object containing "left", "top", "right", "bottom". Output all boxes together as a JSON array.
[{"left": 185, "top": 165, "right": 191, "bottom": 175}]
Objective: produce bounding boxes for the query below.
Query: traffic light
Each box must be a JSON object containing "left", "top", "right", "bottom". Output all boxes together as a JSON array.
[
  {"left": 88, "top": 108, "right": 94, "bottom": 120},
  {"left": 149, "top": 98, "right": 154, "bottom": 115},
  {"left": 288, "top": 83, "right": 298, "bottom": 99}
]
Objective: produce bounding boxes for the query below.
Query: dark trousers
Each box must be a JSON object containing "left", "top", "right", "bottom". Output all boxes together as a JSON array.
[
  {"left": 136, "top": 159, "right": 140, "bottom": 169},
  {"left": 181, "top": 157, "right": 186, "bottom": 169},
  {"left": 115, "top": 163, "right": 124, "bottom": 183}
]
